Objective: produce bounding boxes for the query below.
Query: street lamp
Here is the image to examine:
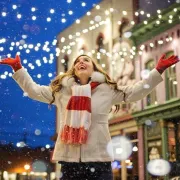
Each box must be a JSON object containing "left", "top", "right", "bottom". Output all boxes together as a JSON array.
[{"left": 24, "top": 164, "right": 30, "bottom": 179}]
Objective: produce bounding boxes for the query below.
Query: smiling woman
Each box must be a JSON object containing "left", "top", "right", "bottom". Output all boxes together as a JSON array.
[{"left": 0, "top": 53, "right": 179, "bottom": 179}]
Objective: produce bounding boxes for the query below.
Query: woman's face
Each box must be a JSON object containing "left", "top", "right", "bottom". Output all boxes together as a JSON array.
[{"left": 74, "top": 56, "right": 94, "bottom": 78}]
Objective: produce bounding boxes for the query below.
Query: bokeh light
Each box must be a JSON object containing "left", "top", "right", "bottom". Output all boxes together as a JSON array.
[
  {"left": 147, "top": 159, "right": 171, "bottom": 176},
  {"left": 141, "top": 69, "right": 150, "bottom": 79},
  {"left": 107, "top": 136, "right": 133, "bottom": 160}
]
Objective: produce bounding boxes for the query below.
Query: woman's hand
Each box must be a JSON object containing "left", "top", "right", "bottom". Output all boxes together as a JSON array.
[
  {"left": 0, "top": 55, "right": 22, "bottom": 72},
  {"left": 156, "top": 54, "right": 179, "bottom": 74}
]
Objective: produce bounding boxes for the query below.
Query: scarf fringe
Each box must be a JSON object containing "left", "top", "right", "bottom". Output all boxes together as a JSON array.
[{"left": 60, "top": 125, "right": 88, "bottom": 144}]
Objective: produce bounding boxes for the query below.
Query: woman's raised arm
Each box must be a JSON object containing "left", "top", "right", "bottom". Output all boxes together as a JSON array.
[
  {"left": 0, "top": 55, "right": 54, "bottom": 104},
  {"left": 111, "top": 54, "right": 179, "bottom": 104}
]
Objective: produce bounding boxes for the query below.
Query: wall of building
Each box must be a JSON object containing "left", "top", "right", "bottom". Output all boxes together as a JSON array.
[
  {"left": 133, "top": 23, "right": 180, "bottom": 179},
  {"left": 56, "top": 0, "right": 134, "bottom": 74},
  {"left": 135, "top": 24, "right": 180, "bottom": 109}
]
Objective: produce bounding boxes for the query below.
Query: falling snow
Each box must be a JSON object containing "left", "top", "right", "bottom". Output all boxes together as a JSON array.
[{"left": 0, "top": 0, "right": 102, "bottom": 148}]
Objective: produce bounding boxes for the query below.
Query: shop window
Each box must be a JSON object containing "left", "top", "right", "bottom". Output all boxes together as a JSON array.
[
  {"left": 146, "top": 121, "right": 161, "bottom": 138},
  {"left": 146, "top": 121, "right": 162, "bottom": 179},
  {"left": 112, "top": 133, "right": 138, "bottom": 179},
  {"left": 146, "top": 122, "right": 162, "bottom": 160},
  {"left": 168, "top": 122, "right": 176, "bottom": 162},
  {"left": 126, "top": 132, "right": 138, "bottom": 179},
  {"left": 165, "top": 51, "right": 177, "bottom": 100},
  {"left": 167, "top": 120, "right": 180, "bottom": 177},
  {"left": 145, "top": 59, "right": 157, "bottom": 106}
]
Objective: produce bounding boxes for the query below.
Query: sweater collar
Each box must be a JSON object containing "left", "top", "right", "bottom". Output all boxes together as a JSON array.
[{"left": 61, "top": 71, "right": 106, "bottom": 87}]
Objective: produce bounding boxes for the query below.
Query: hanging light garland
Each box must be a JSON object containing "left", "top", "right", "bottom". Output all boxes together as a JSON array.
[{"left": 0, "top": 3, "right": 179, "bottom": 79}]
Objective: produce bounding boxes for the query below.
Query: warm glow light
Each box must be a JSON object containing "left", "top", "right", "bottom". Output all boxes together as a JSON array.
[
  {"left": 133, "top": 146, "right": 138, "bottom": 152},
  {"left": 135, "top": 12, "right": 139, "bottom": 16},
  {"left": 105, "top": 10, "right": 109, "bottom": 15},
  {"left": 69, "top": 34, "right": 73, "bottom": 39},
  {"left": 76, "top": 19, "right": 80, "bottom": 24},
  {"left": 147, "top": 13, "right": 151, "bottom": 17},
  {"left": 87, "top": 11, "right": 91, "bottom": 16},
  {"left": 158, "top": 14, "right": 162, "bottom": 19},
  {"left": 122, "top": 11, "right": 127, "bottom": 15},
  {"left": 31, "top": 7, "right": 36, "bottom": 12},
  {"left": 68, "top": 10, "right": 73, "bottom": 15},
  {"left": 144, "top": 21, "right": 147, "bottom": 24},
  {"left": 150, "top": 43, "right": 154, "bottom": 47},
  {"left": 46, "top": 144, "right": 50, "bottom": 149},
  {"left": 101, "top": 64, "right": 106, "bottom": 68},
  {"left": 156, "top": 20, "right": 160, "bottom": 24},
  {"left": 2, "top": 12, "right": 7, "bottom": 17},
  {"left": 81, "top": 2, "right": 86, "bottom": 7},
  {"left": 90, "top": 20, "right": 94, "bottom": 24},
  {"left": 168, "top": 19, "right": 172, "bottom": 23},
  {"left": 32, "top": 16, "right": 36, "bottom": 20},
  {"left": 61, "top": 18, "right": 66, "bottom": 23},
  {"left": 24, "top": 164, "right": 30, "bottom": 170},
  {"left": 50, "top": 9, "right": 55, "bottom": 14},
  {"left": 76, "top": 32, "right": 80, "bottom": 36},
  {"left": 140, "top": 10, "right": 144, "bottom": 15},
  {"left": 124, "top": 32, "right": 132, "bottom": 38},
  {"left": 96, "top": 5, "right": 100, "bottom": 9},
  {"left": 131, "top": 21, "right": 135, "bottom": 25},
  {"left": 12, "top": 5, "right": 17, "bottom": 9},
  {"left": 157, "top": 9, "right": 161, "bottom": 14},
  {"left": 110, "top": 8, "right": 114, "bottom": 12},
  {"left": 47, "top": 17, "right": 51, "bottom": 22},
  {"left": 17, "top": 14, "right": 22, "bottom": 19},
  {"left": 169, "top": 15, "right": 173, "bottom": 19}
]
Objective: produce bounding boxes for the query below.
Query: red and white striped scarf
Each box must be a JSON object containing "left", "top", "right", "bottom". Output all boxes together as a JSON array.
[
  {"left": 60, "top": 71, "right": 106, "bottom": 145},
  {"left": 60, "top": 82, "right": 100, "bottom": 145}
]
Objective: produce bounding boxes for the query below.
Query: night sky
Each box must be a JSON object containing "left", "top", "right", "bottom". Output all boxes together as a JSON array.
[{"left": 0, "top": 0, "right": 102, "bottom": 148}]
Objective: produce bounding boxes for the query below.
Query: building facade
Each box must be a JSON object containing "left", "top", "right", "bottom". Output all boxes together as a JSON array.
[
  {"left": 130, "top": 3, "right": 180, "bottom": 179},
  {"left": 56, "top": 0, "right": 180, "bottom": 179}
]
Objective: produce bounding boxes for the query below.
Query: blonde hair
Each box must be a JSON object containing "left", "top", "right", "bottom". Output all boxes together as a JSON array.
[{"left": 50, "top": 55, "right": 125, "bottom": 112}]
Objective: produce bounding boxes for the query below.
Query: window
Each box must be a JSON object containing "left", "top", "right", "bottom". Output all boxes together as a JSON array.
[
  {"left": 145, "top": 59, "right": 157, "bottom": 106},
  {"left": 165, "top": 51, "right": 177, "bottom": 100},
  {"left": 167, "top": 120, "right": 180, "bottom": 177},
  {"left": 168, "top": 122, "right": 176, "bottom": 163},
  {"left": 177, "top": 29, "right": 180, "bottom": 38}
]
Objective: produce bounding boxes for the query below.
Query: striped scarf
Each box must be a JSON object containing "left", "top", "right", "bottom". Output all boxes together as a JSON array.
[{"left": 60, "top": 82, "right": 100, "bottom": 145}]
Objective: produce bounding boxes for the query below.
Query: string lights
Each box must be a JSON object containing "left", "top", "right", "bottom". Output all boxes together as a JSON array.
[{"left": 0, "top": 3, "right": 179, "bottom": 79}]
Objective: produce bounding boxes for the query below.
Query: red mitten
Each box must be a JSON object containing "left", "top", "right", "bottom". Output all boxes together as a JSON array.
[
  {"left": 0, "top": 55, "right": 22, "bottom": 72},
  {"left": 156, "top": 54, "right": 179, "bottom": 74}
]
